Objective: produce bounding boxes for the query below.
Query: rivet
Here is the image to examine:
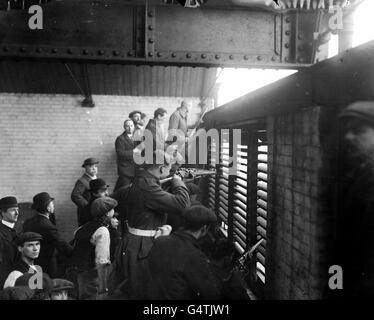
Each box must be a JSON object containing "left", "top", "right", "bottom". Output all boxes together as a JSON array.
[
  {"left": 66, "top": 48, "right": 73, "bottom": 54},
  {"left": 244, "top": 55, "right": 249, "bottom": 60},
  {"left": 285, "top": 57, "right": 289, "bottom": 62},
  {"left": 113, "top": 50, "right": 120, "bottom": 56},
  {"left": 148, "top": 52, "right": 154, "bottom": 57},
  {"left": 201, "top": 54, "right": 207, "bottom": 59},
  {"left": 316, "top": 48, "right": 321, "bottom": 53},
  {"left": 98, "top": 50, "right": 105, "bottom": 55},
  {"left": 52, "top": 48, "right": 58, "bottom": 53},
  {"left": 83, "top": 49, "right": 89, "bottom": 55},
  {"left": 128, "top": 51, "right": 134, "bottom": 57},
  {"left": 171, "top": 52, "right": 176, "bottom": 58},
  {"left": 229, "top": 55, "right": 234, "bottom": 60},
  {"left": 286, "top": 17, "right": 291, "bottom": 23},
  {"left": 186, "top": 53, "right": 191, "bottom": 58},
  {"left": 298, "top": 34, "right": 303, "bottom": 40},
  {"left": 148, "top": 38, "right": 154, "bottom": 44},
  {"left": 36, "top": 48, "right": 42, "bottom": 53},
  {"left": 285, "top": 30, "right": 291, "bottom": 36},
  {"left": 257, "top": 56, "right": 262, "bottom": 61},
  {"left": 20, "top": 47, "right": 26, "bottom": 53},
  {"left": 148, "top": 25, "right": 154, "bottom": 31},
  {"left": 298, "top": 57, "right": 304, "bottom": 63},
  {"left": 3, "top": 47, "right": 9, "bottom": 52},
  {"left": 215, "top": 54, "right": 220, "bottom": 59},
  {"left": 157, "top": 52, "right": 162, "bottom": 57},
  {"left": 148, "top": 11, "right": 154, "bottom": 17}
]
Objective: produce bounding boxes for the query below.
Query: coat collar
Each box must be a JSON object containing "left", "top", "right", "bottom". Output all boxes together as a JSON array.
[
  {"left": 173, "top": 230, "right": 200, "bottom": 248},
  {"left": 1, "top": 220, "right": 15, "bottom": 229}
]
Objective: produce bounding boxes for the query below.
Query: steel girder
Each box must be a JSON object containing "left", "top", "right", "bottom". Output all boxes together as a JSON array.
[{"left": 0, "top": 0, "right": 333, "bottom": 67}]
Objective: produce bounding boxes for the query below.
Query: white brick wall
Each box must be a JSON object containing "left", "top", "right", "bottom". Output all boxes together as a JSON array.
[{"left": 0, "top": 93, "right": 212, "bottom": 239}]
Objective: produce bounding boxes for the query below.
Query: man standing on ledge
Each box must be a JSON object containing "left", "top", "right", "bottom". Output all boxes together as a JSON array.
[
  {"left": 71, "top": 157, "right": 99, "bottom": 227},
  {"left": 110, "top": 149, "right": 190, "bottom": 299}
]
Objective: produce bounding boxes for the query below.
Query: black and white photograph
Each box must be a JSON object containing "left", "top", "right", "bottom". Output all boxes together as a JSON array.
[{"left": 0, "top": 0, "right": 373, "bottom": 310}]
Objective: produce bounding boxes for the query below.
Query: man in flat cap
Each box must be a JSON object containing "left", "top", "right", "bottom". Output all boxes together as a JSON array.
[
  {"left": 69, "top": 197, "right": 117, "bottom": 299},
  {"left": 3, "top": 232, "right": 42, "bottom": 288},
  {"left": 109, "top": 149, "right": 190, "bottom": 299},
  {"left": 129, "top": 110, "right": 145, "bottom": 144},
  {"left": 71, "top": 157, "right": 99, "bottom": 227},
  {"left": 0, "top": 196, "right": 20, "bottom": 288},
  {"left": 23, "top": 192, "right": 73, "bottom": 278},
  {"left": 336, "top": 101, "right": 374, "bottom": 298},
  {"left": 146, "top": 205, "right": 222, "bottom": 299}
]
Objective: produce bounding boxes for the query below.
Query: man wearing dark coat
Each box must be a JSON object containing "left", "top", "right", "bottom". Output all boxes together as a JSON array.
[
  {"left": 0, "top": 196, "right": 20, "bottom": 288},
  {"left": 22, "top": 192, "right": 73, "bottom": 278},
  {"left": 337, "top": 101, "right": 374, "bottom": 299},
  {"left": 71, "top": 157, "right": 99, "bottom": 227},
  {"left": 146, "top": 205, "right": 222, "bottom": 300},
  {"left": 114, "top": 119, "right": 137, "bottom": 192},
  {"left": 145, "top": 107, "right": 168, "bottom": 151},
  {"left": 110, "top": 150, "right": 191, "bottom": 299}
]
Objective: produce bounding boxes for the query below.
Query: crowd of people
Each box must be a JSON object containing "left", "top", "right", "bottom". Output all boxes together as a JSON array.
[{"left": 0, "top": 100, "right": 248, "bottom": 300}]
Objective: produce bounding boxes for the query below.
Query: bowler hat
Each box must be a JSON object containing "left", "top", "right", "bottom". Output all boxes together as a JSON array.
[
  {"left": 91, "top": 197, "right": 118, "bottom": 219},
  {"left": 0, "top": 196, "right": 18, "bottom": 210},
  {"left": 129, "top": 110, "right": 142, "bottom": 119},
  {"left": 339, "top": 101, "right": 374, "bottom": 125},
  {"left": 82, "top": 157, "right": 99, "bottom": 168},
  {"left": 89, "top": 178, "right": 109, "bottom": 192},
  {"left": 52, "top": 279, "right": 75, "bottom": 292},
  {"left": 31, "top": 192, "right": 54, "bottom": 211},
  {"left": 15, "top": 232, "right": 43, "bottom": 246},
  {"left": 182, "top": 205, "right": 217, "bottom": 225}
]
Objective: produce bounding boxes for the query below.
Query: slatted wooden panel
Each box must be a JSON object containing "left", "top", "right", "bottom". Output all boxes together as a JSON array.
[
  {"left": 208, "top": 139, "right": 217, "bottom": 212},
  {"left": 256, "top": 129, "right": 268, "bottom": 284},
  {"left": 219, "top": 131, "right": 230, "bottom": 231},
  {"left": 233, "top": 144, "right": 248, "bottom": 255}
]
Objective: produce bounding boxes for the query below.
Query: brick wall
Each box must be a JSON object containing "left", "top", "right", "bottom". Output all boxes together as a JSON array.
[
  {"left": 0, "top": 93, "right": 210, "bottom": 239},
  {"left": 265, "top": 106, "right": 333, "bottom": 299}
]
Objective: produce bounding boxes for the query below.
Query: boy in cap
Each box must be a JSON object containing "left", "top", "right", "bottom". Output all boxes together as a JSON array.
[
  {"left": 23, "top": 192, "right": 73, "bottom": 278},
  {"left": 51, "top": 278, "right": 75, "bottom": 300},
  {"left": 3, "top": 232, "right": 42, "bottom": 288},
  {"left": 69, "top": 197, "right": 117, "bottom": 299},
  {"left": 71, "top": 157, "right": 99, "bottom": 227},
  {"left": 0, "top": 196, "right": 20, "bottom": 288},
  {"left": 146, "top": 205, "right": 222, "bottom": 300}
]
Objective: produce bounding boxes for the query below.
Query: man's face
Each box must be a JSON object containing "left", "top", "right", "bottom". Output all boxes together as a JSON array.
[
  {"left": 124, "top": 120, "right": 135, "bottom": 134},
  {"left": 131, "top": 113, "right": 141, "bottom": 125},
  {"left": 343, "top": 119, "right": 374, "bottom": 160},
  {"left": 160, "top": 163, "right": 172, "bottom": 179},
  {"left": 19, "top": 241, "right": 40, "bottom": 260},
  {"left": 47, "top": 201, "right": 55, "bottom": 214},
  {"left": 85, "top": 164, "right": 98, "bottom": 177},
  {"left": 110, "top": 216, "right": 119, "bottom": 229},
  {"left": 157, "top": 113, "right": 167, "bottom": 123},
  {"left": 1, "top": 206, "right": 19, "bottom": 223},
  {"left": 51, "top": 291, "right": 68, "bottom": 300}
]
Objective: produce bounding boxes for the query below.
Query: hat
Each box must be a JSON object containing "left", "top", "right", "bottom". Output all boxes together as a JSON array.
[
  {"left": 91, "top": 197, "right": 118, "bottom": 218},
  {"left": 89, "top": 178, "right": 109, "bottom": 192},
  {"left": 129, "top": 110, "right": 142, "bottom": 119},
  {"left": 52, "top": 279, "right": 75, "bottom": 292},
  {"left": 31, "top": 192, "right": 54, "bottom": 211},
  {"left": 182, "top": 205, "right": 217, "bottom": 225},
  {"left": 339, "top": 101, "right": 374, "bottom": 125},
  {"left": 82, "top": 157, "right": 99, "bottom": 168},
  {"left": 0, "top": 196, "right": 18, "bottom": 210},
  {"left": 15, "top": 232, "right": 43, "bottom": 246}
]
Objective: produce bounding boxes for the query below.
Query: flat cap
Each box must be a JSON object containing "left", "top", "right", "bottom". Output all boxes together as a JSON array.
[
  {"left": 0, "top": 196, "right": 18, "bottom": 210},
  {"left": 82, "top": 157, "right": 99, "bottom": 168},
  {"left": 89, "top": 178, "right": 109, "bottom": 192},
  {"left": 15, "top": 272, "right": 53, "bottom": 293},
  {"left": 52, "top": 279, "right": 75, "bottom": 292},
  {"left": 91, "top": 197, "right": 118, "bottom": 218},
  {"left": 339, "top": 101, "right": 374, "bottom": 125},
  {"left": 15, "top": 232, "right": 43, "bottom": 246},
  {"left": 182, "top": 205, "right": 217, "bottom": 225}
]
